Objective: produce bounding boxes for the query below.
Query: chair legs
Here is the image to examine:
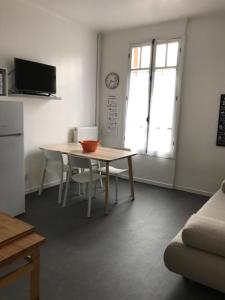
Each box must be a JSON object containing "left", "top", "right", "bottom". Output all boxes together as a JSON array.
[
  {"left": 115, "top": 176, "right": 119, "bottom": 204},
  {"left": 87, "top": 183, "right": 92, "bottom": 218},
  {"left": 58, "top": 169, "right": 64, "bottom": 204},
  {"left": 38, "top": 168, "right": 46, "bottom": 196},
  {"left": 94, "top": 181, "right": 97, "bottom": 198},
  {"left": 39, "top": 158, "right": 64, "bottom": 205},
  {"left": 77, "top": 183, "right": 81, "bottom": 196},
  {"left": 63, "top": 171, "right": 70, "bottom": 207},
  {"left": 99, "top": 177, "right": 103, "bottom": 190},
  {"left": 97, "top": 161, "right": 104, "bottom": 190},
  {"left": 63, "top": 180, "right": 94, "bottom": 217},
  {"left": 85, "top": 183, "right": 88, "bottom": 198}
]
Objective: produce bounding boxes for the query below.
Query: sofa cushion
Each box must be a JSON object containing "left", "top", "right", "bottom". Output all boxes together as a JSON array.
[
  {"left": 182, "top": 214, "right": 225, "bottom": 258},
  {"left": 198, "top": 189, "right": 225, "bottom": 222},
  {"left": 164, "top": 230, "right": 225, "bottom": 294}
]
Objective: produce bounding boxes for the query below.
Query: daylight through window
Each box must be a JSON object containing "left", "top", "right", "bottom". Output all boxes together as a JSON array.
[{"left": 125, "top": 40, "right": 180, "bottom": 158}]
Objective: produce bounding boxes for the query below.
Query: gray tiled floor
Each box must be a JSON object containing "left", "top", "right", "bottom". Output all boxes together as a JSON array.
[{"left": 2, "top": 180, "right": 225, "bottom": 299}]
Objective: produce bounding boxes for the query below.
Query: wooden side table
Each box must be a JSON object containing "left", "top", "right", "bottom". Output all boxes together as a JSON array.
[{"left": 0, "top": 212, "right": 46, "bottom": 300}]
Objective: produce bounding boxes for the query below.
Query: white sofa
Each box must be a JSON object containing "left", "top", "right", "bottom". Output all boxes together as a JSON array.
[{"left": 164, "top": 188, "right": 225, "bottom": 293}]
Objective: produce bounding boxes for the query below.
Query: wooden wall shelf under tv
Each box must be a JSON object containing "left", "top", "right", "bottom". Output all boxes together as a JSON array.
[{"left": 8, "top": 93, "right": 62, "bottom": 100}]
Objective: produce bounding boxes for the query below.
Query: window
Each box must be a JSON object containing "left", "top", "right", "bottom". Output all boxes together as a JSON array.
[{"left": 125, "top": 40, "right": 180, "bottom": 158}]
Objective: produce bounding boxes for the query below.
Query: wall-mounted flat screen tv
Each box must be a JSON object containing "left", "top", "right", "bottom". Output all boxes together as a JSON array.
[{"left": 15, "top": 58, "right": 56, "bottom": 96}]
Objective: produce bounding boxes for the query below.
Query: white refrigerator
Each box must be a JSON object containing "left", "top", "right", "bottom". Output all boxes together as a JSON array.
[{"left": 0, "top": 101, "right": 25, "bottom": 216}]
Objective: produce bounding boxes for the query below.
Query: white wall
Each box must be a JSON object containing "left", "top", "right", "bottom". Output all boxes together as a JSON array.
[
  {"left": 99, "top": 19, "right": 187, "bottom": 188},
  {"left": 175, "top": 13, "right": 225, "bottom": 195},
  {"left": 0, "top": 0, "right": 97, "bottom": 192},
  {"left": 99, "top": 13, "right": 225, "bottom": 195}
]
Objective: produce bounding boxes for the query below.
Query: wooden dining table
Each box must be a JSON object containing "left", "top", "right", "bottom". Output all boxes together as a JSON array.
[{"left": 40, "top": 143, "right": 136, "bottom": 213}]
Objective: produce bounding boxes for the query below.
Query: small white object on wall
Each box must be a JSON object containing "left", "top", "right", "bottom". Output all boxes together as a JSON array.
[{"left": 73, "top": 126, "right": 98, "bottom": 142}]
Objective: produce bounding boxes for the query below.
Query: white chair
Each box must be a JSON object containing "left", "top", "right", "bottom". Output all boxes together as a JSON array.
[
  {"left": 73, "top": 126, "right": 103, "bottom": 189},
  {"left": 63, "top": 155, "right": 104, "bottom": 217},
  {"left": 98, "top": 147, "right": 129, "bottom": 203},
  {"left": 80, "top": 160, "right": 103, "bottom": 191},
  {"left": 38, "top": 149, "right": 78, "bottom": 204}
]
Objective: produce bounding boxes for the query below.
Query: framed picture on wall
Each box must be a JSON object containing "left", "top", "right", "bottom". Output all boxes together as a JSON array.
[
  {"left": 216, "top": 94, "right": 225, "bottom": 146},
  {"left": 0, "top": 69, "right": 4, "bottom": 96},
  {"left": 0, "top": 68, "right": 8, "bottom": 96}
]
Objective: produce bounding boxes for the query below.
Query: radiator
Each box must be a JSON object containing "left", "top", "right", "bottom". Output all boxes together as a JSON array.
[{"left": 73, "top": 126, "right": 98, "bottom": 142}]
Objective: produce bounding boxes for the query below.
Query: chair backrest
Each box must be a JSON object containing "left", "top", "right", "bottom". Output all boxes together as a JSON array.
[
  {"left": 42, "top": 149, "right": 62, "bottom": 161},
  {"left": 68, "top": 155, "right": 91, "bottom": 169}
]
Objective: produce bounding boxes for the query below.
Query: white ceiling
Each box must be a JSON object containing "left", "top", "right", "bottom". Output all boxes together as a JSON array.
[{"left": 26, "top": 0, "right": 225, "bottom": 31}]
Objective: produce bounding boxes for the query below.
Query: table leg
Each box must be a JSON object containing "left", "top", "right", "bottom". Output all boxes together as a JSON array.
[
  {"left": 104, "top": 162, "right": 109, "bottom": 215},
  {"left": 30, "top": 248, "right": 40, "bottom": 300},
  {"left": 128, "top": 156, "right": 135, "bottom": 200}
]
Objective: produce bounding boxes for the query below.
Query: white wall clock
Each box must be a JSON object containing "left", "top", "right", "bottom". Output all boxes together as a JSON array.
[{"left": 105, "top": 72, "right": 120, "bottom": 89}]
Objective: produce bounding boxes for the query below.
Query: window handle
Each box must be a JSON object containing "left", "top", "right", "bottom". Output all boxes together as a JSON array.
[{"left": 146, "top": 116, "right": 149, "bottom": 123}]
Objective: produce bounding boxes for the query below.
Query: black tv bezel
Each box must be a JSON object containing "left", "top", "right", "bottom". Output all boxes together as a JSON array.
[{"left": 14, "top": 58, "right": 56, "bottom": 96}]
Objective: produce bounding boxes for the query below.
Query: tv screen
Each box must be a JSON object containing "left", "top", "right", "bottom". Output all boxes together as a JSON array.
[{"left": 15, "top": 58, "right": 56, "bottom": 95}]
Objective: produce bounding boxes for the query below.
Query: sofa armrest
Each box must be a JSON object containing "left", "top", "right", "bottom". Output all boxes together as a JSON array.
[{"left": 182, "top": 214, "right": 225, "bottom": 258}]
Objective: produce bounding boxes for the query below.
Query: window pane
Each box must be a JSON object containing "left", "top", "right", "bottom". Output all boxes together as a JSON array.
[
  {"left": 125, "top": 70, "right": 149, "bottom": 152},
  {"left": 155, "top": 44, "right": 166, "bottom": 68},
  {"left": 141, "top": 45, "right": 151, "bottom": 68},
  {"left": 147, "top": 68, "right": 176, "bottom": 156},
  {"left": 167, "top": 42, "right": 179, "bottom": 67},
  {"left": 131, "top": 47, "right": 140, "bottom": 69}
]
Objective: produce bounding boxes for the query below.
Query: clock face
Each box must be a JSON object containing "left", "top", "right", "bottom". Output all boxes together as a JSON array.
[{"left": 105, "top": 72, "right": 120, "bottom": 89}]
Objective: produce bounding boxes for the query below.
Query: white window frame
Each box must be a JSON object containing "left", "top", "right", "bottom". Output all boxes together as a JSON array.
[{"left": 124, "top": 38, "right": 183, "bottom": 159}]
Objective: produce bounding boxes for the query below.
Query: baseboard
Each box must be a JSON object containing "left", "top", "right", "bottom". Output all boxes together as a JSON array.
[
  {"left": 25, "top": 180, "right": 60, "bottom": 195},
  {"left": 174, "top": 185, "right": 213, "bottom": 197},
  {"left": 25, "top": 176, "right": 213, "bottom": 198},
  {"left": 119, "top": 174, "right": 173, "bottom": 189},
  {"left": 120, "top": 174, "right": 213, "bottom": 196}
]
